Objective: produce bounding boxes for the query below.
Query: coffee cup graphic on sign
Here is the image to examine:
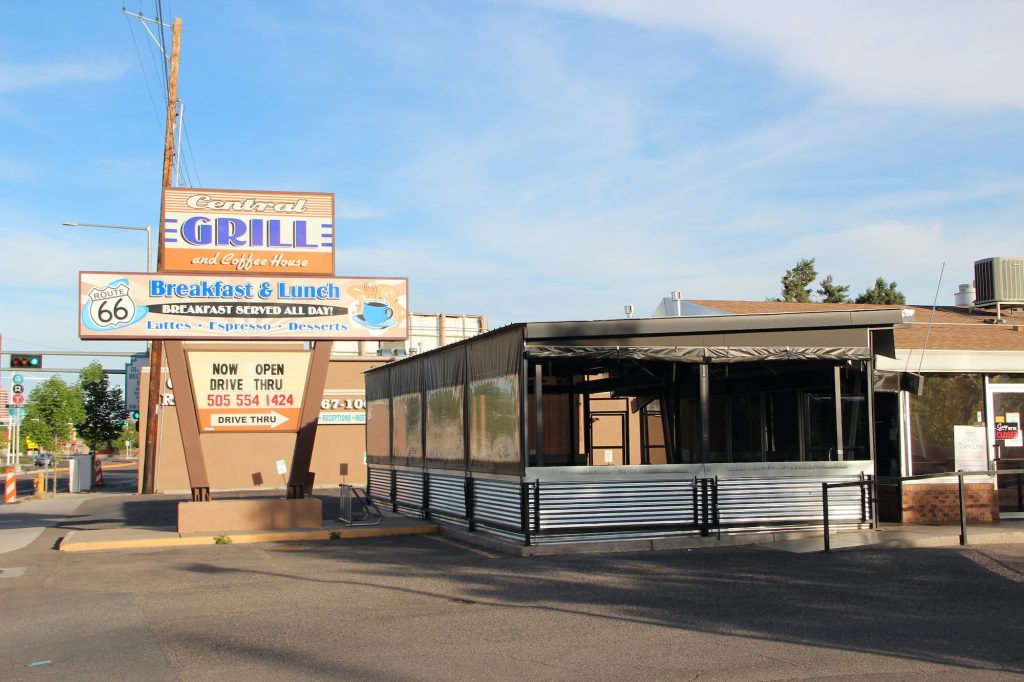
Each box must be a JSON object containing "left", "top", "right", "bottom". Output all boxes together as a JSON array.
[
  {"left": 361, "top": 299, "right": 394, "bottom": 325},
  {"left": 349, "top": 282, "right": 398, "bottom": 329}
]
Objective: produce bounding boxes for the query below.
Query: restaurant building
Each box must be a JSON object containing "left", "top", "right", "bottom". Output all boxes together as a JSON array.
[
  {"left": 363, "top": 275, "right": 1024, "bottom": 547},
  {"left": 364, "top": 307, "right": 909, "bottom": 546}
]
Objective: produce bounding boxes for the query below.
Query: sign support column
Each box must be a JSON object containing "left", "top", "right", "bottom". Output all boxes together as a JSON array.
[
  {"left": 164, "top": 340, "right": 210, "bottom": 500},
  {"left": 287, "top": 341, "right": 332, "bottom": 499}
]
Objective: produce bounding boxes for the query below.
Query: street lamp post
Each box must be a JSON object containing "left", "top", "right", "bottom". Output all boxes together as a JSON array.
[
  {"left": 63, "top": 222, "right": 152, "bottom": 272},
  {"left": 64, "top": 219, "right": 157, "bottom": 493}
]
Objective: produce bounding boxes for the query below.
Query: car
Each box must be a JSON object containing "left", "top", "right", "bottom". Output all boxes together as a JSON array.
[{"left": 33, "top": 453, "right": 54, "bottom": 467}]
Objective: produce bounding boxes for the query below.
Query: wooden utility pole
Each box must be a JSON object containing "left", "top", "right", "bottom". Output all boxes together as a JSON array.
[{"left": 141, "top": 17, "right": 181, "bottom": 494}]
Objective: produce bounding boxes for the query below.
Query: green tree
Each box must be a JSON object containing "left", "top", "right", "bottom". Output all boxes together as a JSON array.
[
  {"left": 76, "top": 362, "right": 130, "bottom": 451},
  {"left": 777, "top": 258, "right": 817, "bottom": 302},
  {"left": 22, "top": 377, "right": 84, "bottom": 453},
  {"left": 817, "top": 275, "right": 850, "bottom": 303},
  {"left": 113, "top": 424, "right": 138, "bottom": 454},
  {"left": 855, "top": 277, "right": 907, "bottom": 305}
]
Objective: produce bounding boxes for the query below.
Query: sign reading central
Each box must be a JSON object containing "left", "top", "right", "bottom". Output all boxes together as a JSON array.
[
  {"left": 188, "top": 351, "right": 310, "bottom": 432},
  {"left": 163, "top": 187, "right": 335, "bottom": 275}
]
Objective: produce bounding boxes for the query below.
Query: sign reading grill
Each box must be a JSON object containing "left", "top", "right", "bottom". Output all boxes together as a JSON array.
[{"left": 163, "top": 187, "right": 335, "bottom": 276}]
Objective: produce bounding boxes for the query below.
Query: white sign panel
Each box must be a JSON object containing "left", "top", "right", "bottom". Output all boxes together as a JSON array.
[
  {"left": 954, "top": 425, "right": 988, "bottom": 472},
  {"left": 188, "top": 351, "right": 310, "bottom": 432}
]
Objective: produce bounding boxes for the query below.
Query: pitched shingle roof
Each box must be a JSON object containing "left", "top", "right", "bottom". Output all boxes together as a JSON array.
[{"left": 685, "top": 300, "right": 1024, "bottom": 352}]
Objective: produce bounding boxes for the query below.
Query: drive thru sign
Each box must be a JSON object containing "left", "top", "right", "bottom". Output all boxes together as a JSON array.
[{"left": 188, "top": 350, "right": 310, "bottom": 432}]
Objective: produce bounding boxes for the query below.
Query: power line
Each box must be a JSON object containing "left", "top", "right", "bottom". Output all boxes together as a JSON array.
[
  {"left": 123, "top": 5, "right": 163, "bottom": 132},
  {"left": 156, "top": 0, "right": 169, "bottom": 91}
]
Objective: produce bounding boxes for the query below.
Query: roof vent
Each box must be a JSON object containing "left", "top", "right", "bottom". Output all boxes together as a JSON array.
[
  {"left": 974, "top": 257, "right": 1024, "bottom": 306},
  {"left": 953, "top": 283, "right": 975, "bottom": 307}
]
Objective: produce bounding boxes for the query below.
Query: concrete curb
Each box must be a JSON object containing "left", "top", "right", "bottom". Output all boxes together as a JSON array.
[{"left": 59, "top": 521, "right": 438, "bottom": 553}]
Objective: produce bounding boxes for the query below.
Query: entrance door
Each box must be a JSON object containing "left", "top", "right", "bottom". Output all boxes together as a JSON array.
[
  {"left": 589, "top": 412, "right": 627, "bottom": 466},
  {"left": 988, "top": 384, "right": 1024, "bottom": 516}
]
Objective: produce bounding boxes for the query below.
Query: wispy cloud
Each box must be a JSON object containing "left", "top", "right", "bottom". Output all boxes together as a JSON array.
[
  {"left": 528, "top": 1, "right": 1024, "bottom": 110},
  {"left": 0, "top": 58, "right": 128, "bottom": 93}
]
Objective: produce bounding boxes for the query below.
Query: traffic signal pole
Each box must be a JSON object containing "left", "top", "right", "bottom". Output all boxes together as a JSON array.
[{"left": 141, "top": 17, "right": 181, "bottom": 495}]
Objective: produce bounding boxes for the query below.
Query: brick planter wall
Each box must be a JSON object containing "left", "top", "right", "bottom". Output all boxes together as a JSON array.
[{"left": 901, "top": 483, "right": 998, "bottom": 524}]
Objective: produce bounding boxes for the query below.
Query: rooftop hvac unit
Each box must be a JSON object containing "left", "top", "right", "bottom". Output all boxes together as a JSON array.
[{"left": 974, "top": 257, "right": 1024, "bottom": 306}]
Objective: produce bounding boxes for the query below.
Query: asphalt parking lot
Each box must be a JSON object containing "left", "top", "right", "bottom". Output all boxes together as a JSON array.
[{"left": 3, "top": 524, "right": 1024, "bottom": 681}]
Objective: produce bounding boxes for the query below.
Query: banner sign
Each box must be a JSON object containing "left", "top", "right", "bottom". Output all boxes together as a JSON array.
[
  {"left": 188, "top": 351, "right": 309, "bottom": 432},
  {"left": 162, "top": 188, "right": 335, "bottom": 275},
  {"left": 79, "top": 272, "right": 408, "bottom": 341}
]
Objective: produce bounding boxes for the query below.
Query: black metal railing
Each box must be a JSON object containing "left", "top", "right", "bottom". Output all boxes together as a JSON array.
[{"left": 822, "top": 470, "right": 1000, "bottom": 552}]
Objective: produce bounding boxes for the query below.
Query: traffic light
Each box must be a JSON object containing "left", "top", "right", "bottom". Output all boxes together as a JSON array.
[{"left": 10, "top": 354, "right": 42, "bottom": 369}]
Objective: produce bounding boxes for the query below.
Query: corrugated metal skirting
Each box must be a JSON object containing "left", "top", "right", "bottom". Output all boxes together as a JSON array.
[
  {"left": 717, "top": 476, "right": 865, "bottom": 528},
  {"left": 395, "top": 470, "right": 424, "bottom": 512},
  {"left": 473, "top": 478, "right": 522, "bottom": 532},
  {"left": 538, "top": 480, "right": 696, "bottom": 531},
  {"left": 367, "top": 468, "right": 392, "bottom": 506},
  {"left": 428, "top": 473, "right": 467, "bottom": 524},
  {"left": 369, "top": 466, "right": 871, "bottom": 546}
]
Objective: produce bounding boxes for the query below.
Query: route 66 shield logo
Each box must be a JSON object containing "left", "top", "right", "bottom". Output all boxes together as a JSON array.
[{"left": 85, "top": 279, "right": 138, "bottom": 329}]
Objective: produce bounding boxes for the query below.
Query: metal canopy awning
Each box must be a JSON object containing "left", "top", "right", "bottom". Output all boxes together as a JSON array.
[{"left": 524, "top": 345, "right": 872, "bottom": 364}]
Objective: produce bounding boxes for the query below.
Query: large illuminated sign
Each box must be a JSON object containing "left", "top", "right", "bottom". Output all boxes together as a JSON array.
[
  {"left": 78, "top": 272, "right": 408, "bottom": 341},
  {"left": 162, "top": 187, "right": 335, "bottom": 275}
]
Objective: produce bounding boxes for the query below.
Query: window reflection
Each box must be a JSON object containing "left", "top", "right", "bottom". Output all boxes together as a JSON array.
[
  {"left": 426, "top": 386, "right": 464, "bottom": 463},
  {"left": 909, "top": 374, "right": 983, "bottom": 475},
  {"left": 469, "top": 375, "right": 519, "bottom": 464}
]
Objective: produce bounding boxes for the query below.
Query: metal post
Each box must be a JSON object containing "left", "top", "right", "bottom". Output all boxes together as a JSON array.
[
  {"left": 700, "top": 478, "right": 710, "bottom": 537},
  {"left": 714, "top": 476, "right": 721, "bottom": 540},
  {"left": 533, "top": 480, "right": 540, "bottom": 536},
  {"left": 958, "top": 471, "right": 968, "bottom": 546},
  {"left": 391, "top": 469, "right": 398, "bottom": 513},
  {"left": 691, "top": 477, "right": 699, "bottom": 531},
  {"left": 822, "top": 482, "right": 831, "bottom": 552},
  {"left": 834, "top": 366, "right": 845, "bottom": 460},
  {"left": 859, "top": 472, "right": 866, "bottom": 523},
  {"left": 870, "top": 476, "right": 879, "bottom": 530},
  {"left": 699, "top": 363, "right": 711, "bottom": 464},
  {"left": 422, "top": 471, "right": 430, "bottom": 520},
  {"left": 534, "top": 362, "right": 544, "bottom": 467},
  {"left": 465, "top": 476, "right": 475, "bottom": 531},
  {"left": 520, "top": 481, "right": 531, "bottom": 546}
]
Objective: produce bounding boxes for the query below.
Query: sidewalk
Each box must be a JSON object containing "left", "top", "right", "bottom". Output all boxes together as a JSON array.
[
  {"left": 4, "top": 488, "right": 1024, "bottom": 555},
  {"left": 0, "top": 488, "right": 437, "bottom": 554}
]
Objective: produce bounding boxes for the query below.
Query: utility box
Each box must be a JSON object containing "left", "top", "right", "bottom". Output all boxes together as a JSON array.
[
  {"left": 69, "top": 455, "right": 94, "bottom": 493},
  {"left": 974, "top": 257, "right": 1024, "bottom": 306}
]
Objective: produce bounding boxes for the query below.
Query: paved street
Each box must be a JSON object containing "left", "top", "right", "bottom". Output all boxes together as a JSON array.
[
  {"left": 2, "top": 504, "right": 1023, "bottom": 681},
  {"left": 7, "top": 459, "right": 138, "bottom": 499}
]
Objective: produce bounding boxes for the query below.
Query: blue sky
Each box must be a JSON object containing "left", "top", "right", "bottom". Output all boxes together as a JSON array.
[{"left": 2, "top": 0, "right": 1024, "bottom": 377}]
